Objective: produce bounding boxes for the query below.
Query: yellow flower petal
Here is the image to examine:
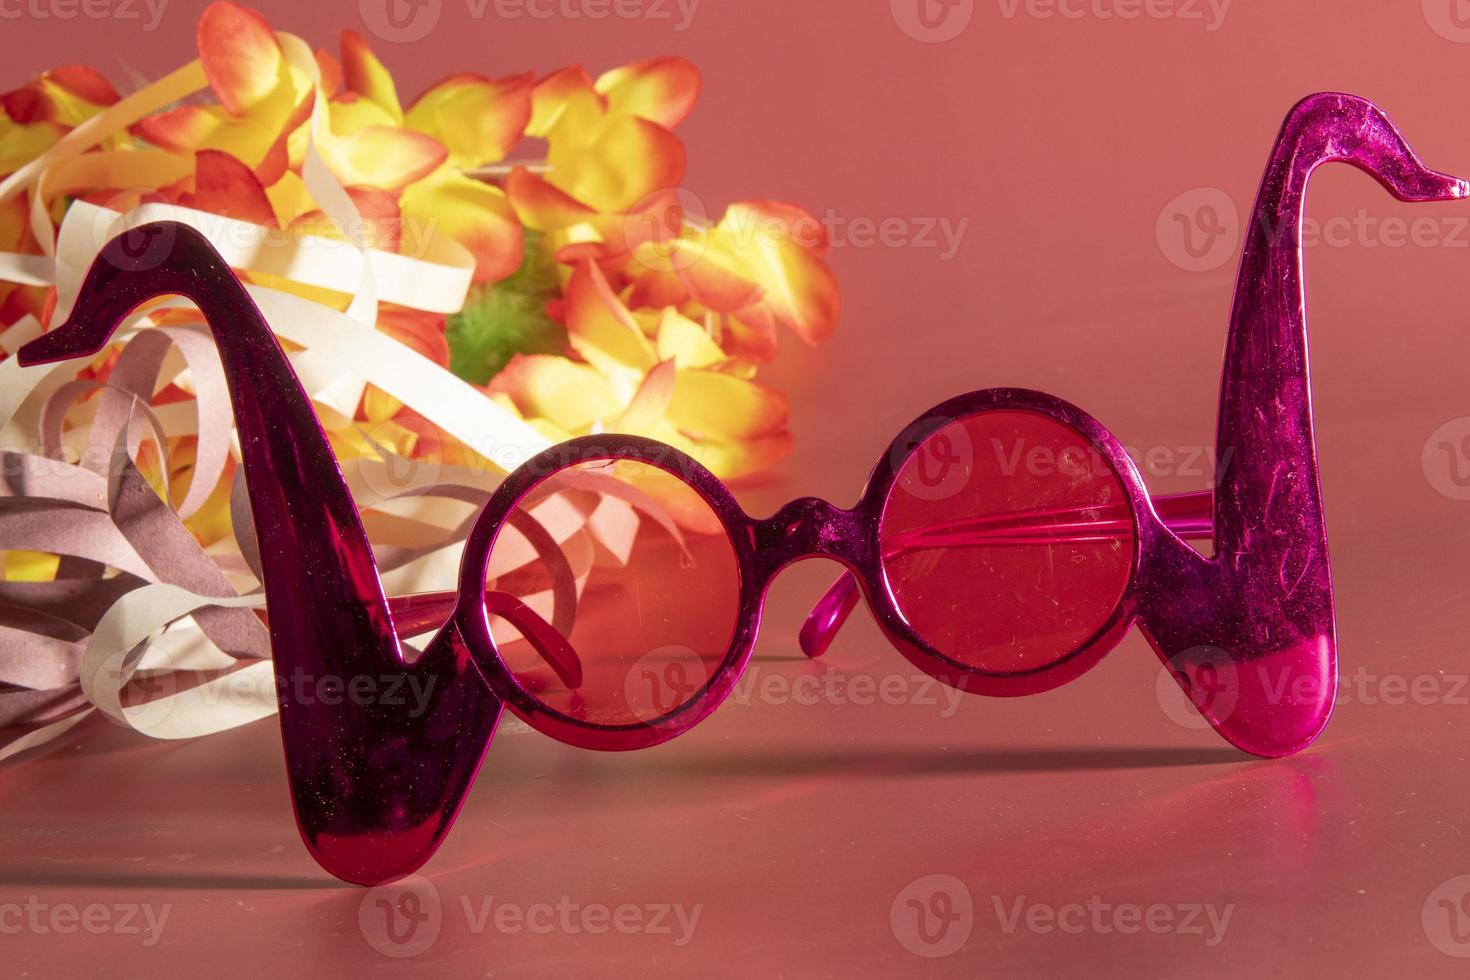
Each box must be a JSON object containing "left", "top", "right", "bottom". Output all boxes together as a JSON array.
[
  {"left": 667, "top": 368, "right": 788, "bottom": 442},
  {"left": 564, "top": 260, "right": 656, "bottom": 388},
  {"left": 399, "top": 169, "right": 523, "bottom": 282},
  {"left": 488, "top": 354, "right": 622, "bottom": 433},
  {"left": 595, "top": 57, "right": 700, "bottom": 129},
  {"left": 340, "top": 29, "right": 403, "bottom": 124},
  {"left": 655, "top": 308, "right": 725, "bottom": 368},
  {"left": 197, "top": 1, "right": 288, "bottom": 115},
  {"left": 406, "top": 72, "right": 533, "bottom": 169},
  {"left": 318, "top": 125, "right": 447, "bottom": 192}
]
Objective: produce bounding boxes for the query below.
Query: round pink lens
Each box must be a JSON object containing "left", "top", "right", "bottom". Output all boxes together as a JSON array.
[
  {"left": 879, "top": 410, "right": 1135, "bottom": 674},
  {"left": 486, "top": 458, "right": 740, "bottom": 727}
]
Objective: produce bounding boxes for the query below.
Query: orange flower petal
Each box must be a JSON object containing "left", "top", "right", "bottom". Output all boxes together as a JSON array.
[
  {"left": 725, "top": 306, "right": 780, "bottom": 362},
  {"left": 132, "top": 103, "right": 284, "bottom": 171},
  {"left": 564, "top": 260, "right": 656, "bottom": 382},
  {"left": 1, "top": 66, "right": 118, "bottom": 125},
  {"left": 191, "top": 149, "right": 277, "bottom": 226},
  {"left": 377, "top": 307, "right": 449, "bottom": 366},
  {"left": 615, "top": 359, "right": 677, "bottom": 434},
  {"left": 655, "top": 308, "right": 725, "bottom": 368},
  {"left": 0, "top": 119, "right": 64, "bottom": 177},
  {"left": 399, "top": 171, "right": 522, "bottom": 282},
  {"left": 715, "top": 202, "right": 840, "bottom": 344},
  {"left": 595, "top": 57, "right": 700, "bottom": 129},
  {"left": 131, "top": 104, "right": 225, "bottom": 152},
  {"left": 340, "top": 30, "right": 403, "bottom": 124},
  {"left": 505, "top": 166, "right": 597, "bottom": 231},
  {"left": 673, "top": 429, "right": 793, "bottom": 482},
  {"left": 327, "top": 92, "right": 399, "bottom": 134},
  {"left": 319, "top": 125, "right": 447, "bottom": 191},
  {"left": 44, "top": 65, "right": 121, "bottom": 106},
  {"left": 624, "top": 266, "right": 687, "bottom": 310},
  {"left": 488, "top": 353, "right": 622, "bottom": 433},
  {"left": 406, "top": 72, "right": 533, "bottom": 168},
  {"left": 291, "top": 185, "right": 402, "bottom": 250},
  {"left": 546, "top": 113, "right": 686, "bottom": 213},
  {"left": 314, "top": 49, "right": 343, "bottom": 98},
  {"left": 197, "top": 1, "right": 286, "bottom": 116},
  {"left": 527, "top": 66, "right": 600, "bottom": 137},
  {"left": 667, "top": 368, "right": 789, "bottom": 442},
  {"left": 254, "top": 90, "right": 314, "bottom": 186},
  {"left": 667, "top": 238, "right": 763, "bottom": 312}
]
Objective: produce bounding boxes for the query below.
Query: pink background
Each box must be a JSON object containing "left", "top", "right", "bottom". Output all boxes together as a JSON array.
[{"left": 7, "top": 0, "right": 1470, "bottom": 975}]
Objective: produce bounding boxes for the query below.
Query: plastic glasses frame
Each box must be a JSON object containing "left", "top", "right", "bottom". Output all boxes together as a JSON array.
[
  {"left": 17, "top": 90, "right": 1467, "bottom": 885},
  {"left": 460, "top": 396, "right": 1194, "bottom": 753}
]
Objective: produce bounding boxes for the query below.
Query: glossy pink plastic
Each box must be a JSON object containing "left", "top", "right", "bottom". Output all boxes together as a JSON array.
[{"left": 17, "top": 92, "right": 1466, "bottom": 885}]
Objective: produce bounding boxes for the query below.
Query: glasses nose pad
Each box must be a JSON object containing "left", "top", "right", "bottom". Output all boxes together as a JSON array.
[{"left": 798, "top": 573, "right": 861, "bottom": 659}]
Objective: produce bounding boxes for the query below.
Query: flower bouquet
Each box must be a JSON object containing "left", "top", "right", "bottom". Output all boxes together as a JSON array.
[{"left": 0, "top": 1, "right": 839, "bottom": 754}]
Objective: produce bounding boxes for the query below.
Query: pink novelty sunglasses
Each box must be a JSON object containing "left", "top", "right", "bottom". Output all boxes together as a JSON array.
[{"left": 18, "top": 92, "right": 1466, "bottom": 885}]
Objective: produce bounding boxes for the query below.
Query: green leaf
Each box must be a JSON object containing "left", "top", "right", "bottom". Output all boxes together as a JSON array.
[{"left": 446, "top": 231, "right": 567, "bottom": 385}]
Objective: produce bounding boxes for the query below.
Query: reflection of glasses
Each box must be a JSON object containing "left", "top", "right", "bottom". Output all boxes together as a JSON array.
[{"left": 20, "top": 91, "right": 1465, "bottom": 886}]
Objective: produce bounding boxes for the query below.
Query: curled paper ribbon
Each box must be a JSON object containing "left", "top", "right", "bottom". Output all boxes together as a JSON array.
[{"left": 0, "top": 29, "right": 650, "bottom": 757}]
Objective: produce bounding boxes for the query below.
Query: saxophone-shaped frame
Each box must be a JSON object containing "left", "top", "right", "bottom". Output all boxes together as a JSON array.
[{"left": 18, "top": 93, "right": 1467, "bottom": 885}]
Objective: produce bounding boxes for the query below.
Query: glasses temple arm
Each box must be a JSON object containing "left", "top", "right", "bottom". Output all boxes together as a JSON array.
[{"left": 797, "top": 489, "right": 1214, "bottom": 659}]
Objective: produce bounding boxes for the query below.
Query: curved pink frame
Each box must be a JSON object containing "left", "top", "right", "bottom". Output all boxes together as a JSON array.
[{"left": 16, "top": 92, "right": 1467, "bottom": 885}]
